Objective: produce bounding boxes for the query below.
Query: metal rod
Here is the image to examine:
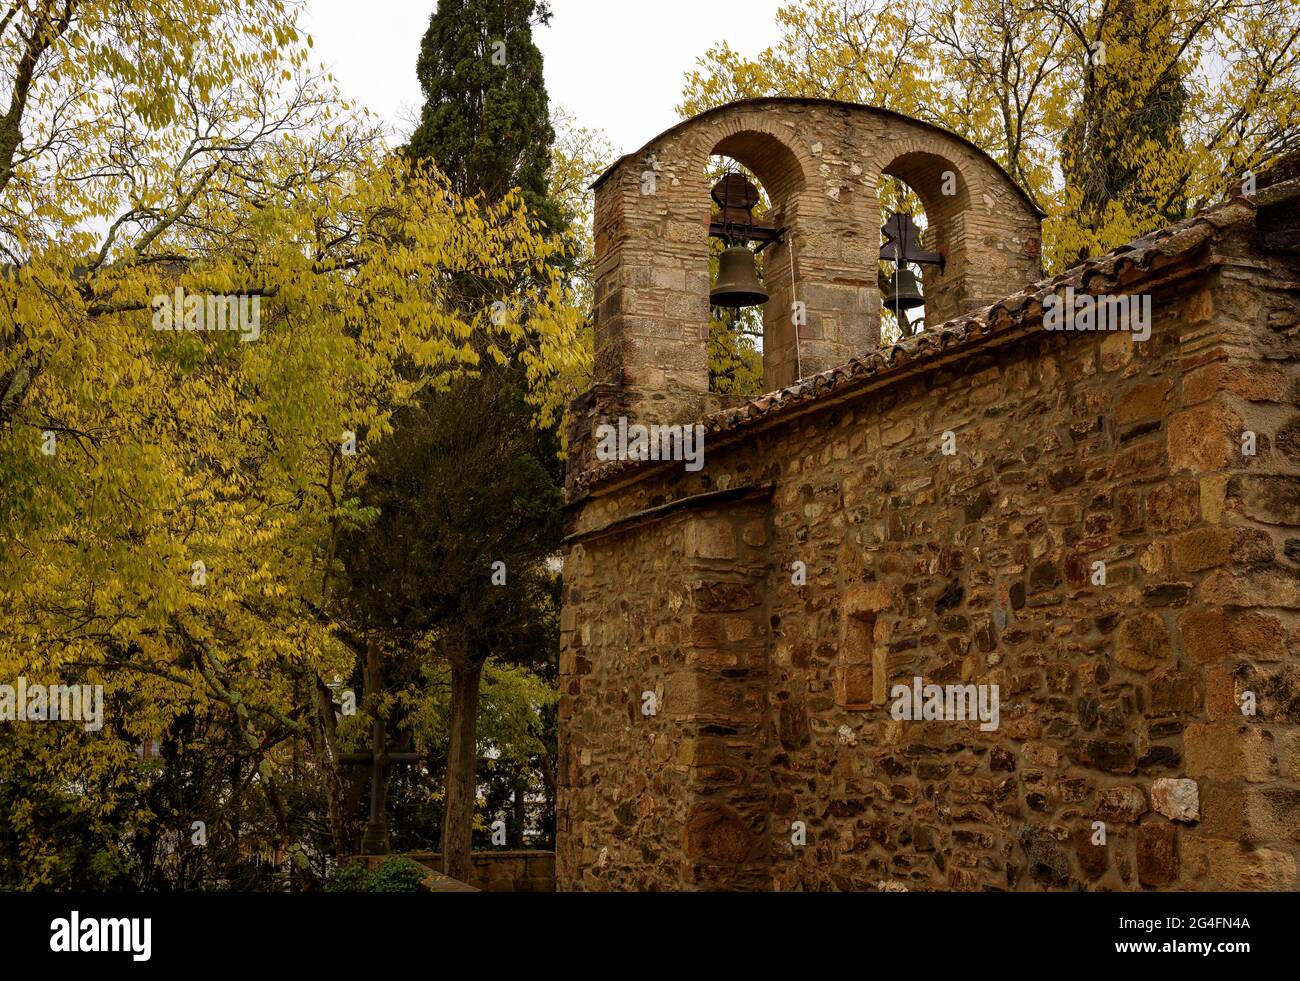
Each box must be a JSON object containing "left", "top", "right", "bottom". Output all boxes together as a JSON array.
[{"left": 789, "top": 230, "right": 801, "bottom": 381}]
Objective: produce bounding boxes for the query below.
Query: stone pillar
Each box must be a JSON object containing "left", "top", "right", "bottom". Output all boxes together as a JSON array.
[
  {"left": 1166, "top": 187, "right": 1300, "bottom": 888},
  {"left": 674, "top": 503, "right": 772, "bottom": 890},
  {"left": 556, "top": 495, "right": 773, "bottom": 892},
  {"left": 591, "top": 156, "right": 712, "bottom": 428}
]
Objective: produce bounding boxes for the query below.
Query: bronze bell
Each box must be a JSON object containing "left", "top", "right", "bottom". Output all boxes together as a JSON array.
[
  {"left": 711, "top": 245, "right": 769, "bottom": 308},
  {"left": 883, "top": 267, "right": 925, "bottom": 310}
]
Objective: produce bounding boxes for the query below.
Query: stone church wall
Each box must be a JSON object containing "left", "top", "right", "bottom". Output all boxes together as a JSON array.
[{"left": 559, "top": 179, "right": 1300, "bottom": 891}]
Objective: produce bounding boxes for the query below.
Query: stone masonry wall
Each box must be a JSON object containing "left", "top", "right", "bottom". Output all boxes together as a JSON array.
[
  {"left": 1173, "top": 193, "right": 1300, "bottom": 886},
  {"left": 559, "top": 188, "right": 1300, "bottom": 891},
  {"left": 558, "top": 496, "right": 772, "bottom": 890}
]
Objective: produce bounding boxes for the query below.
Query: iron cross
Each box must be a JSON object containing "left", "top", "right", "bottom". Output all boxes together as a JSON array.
[{"left": 879, "top": 212, "right": 945, "bottom": 268}]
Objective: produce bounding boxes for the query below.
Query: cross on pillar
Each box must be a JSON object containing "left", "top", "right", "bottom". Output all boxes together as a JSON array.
[{"left": 339, "top": 642, "right": 422, "bottom": 855}]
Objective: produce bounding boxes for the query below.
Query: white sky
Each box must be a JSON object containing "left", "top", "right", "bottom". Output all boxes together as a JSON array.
[{"left": 301, "top": 0, "right": 786, "bottom": 156}]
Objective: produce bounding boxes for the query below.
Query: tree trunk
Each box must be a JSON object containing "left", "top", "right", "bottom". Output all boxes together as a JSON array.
[
  {"left": 441, "top": 658, "right": 483, "bottom": 881},
  {"left": 311, "top": 674, "right": 351, "bottom": 860}
]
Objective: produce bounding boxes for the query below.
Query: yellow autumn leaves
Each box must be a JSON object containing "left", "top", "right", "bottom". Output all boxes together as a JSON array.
[
  {"left": 681, "top": 0, "right": 1300, "bottom": 274},
  {"left": 0, "top": 0, "right": 582, "bottom": 883}
]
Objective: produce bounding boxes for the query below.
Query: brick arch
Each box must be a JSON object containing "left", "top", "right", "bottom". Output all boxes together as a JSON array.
[
  {"left": 706, "top": 129, "right": 815, "bottom": 395},
  {"left": 587, "top": 98, "right": 1043, "bottom": 428},
  {"left": 711, "top": 128, "right": 808, "bottom": 208},
  {"left": 883, "top": 149, "right": 973, "bottom": 214},
  {"left": 880, "top": 149, "right": 976, "bottom": 326},
  {"left": 595, "top": 99, "right": 1042, "bottom": 220}
]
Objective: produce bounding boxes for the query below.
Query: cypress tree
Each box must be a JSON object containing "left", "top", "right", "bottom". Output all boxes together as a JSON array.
[
  {"left": 409, "top": 0, "right": 564, "bottom": 236},
  {"left": 376, "top": 0, "right": 568, "bottom": 881}
]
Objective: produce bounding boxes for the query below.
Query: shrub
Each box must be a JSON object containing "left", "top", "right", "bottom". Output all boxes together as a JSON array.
[{"left": 325, "top": 857, "right": 429, "bottom": 893}]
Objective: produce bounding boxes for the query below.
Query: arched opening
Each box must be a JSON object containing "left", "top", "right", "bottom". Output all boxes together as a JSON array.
[
  {"left": 877, "top": 174, "right": 931, "bottom": 345},
  {"left": 706, "top": 156, "right": 768, "bottom": 397},
  {"left": 703, "top": 132, "right": 806, "bottom": 397},
  {"left": 879, "top": 152, "right": 971, "bottom": 336}
]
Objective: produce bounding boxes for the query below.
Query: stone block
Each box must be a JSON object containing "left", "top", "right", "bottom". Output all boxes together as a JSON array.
[
  {"left": 1171, "top": 526, "right": 1273, "bottom": 572},
  {"left": 1151, "top": 778, "right": 1199, "bottom": 822},
  {"left": 1095, "top": 785, "right": 1149, "bottom": 823},
  {"left": 1114, "top": 613, "right": 1172, "bottom": 671},
  {"left": 1169, "top": 403, "right": 1244, "bottom": 471},
  {"left": 1145, "top": 480, "right": 1199, "bottom": 532},
  {"left": 1115, "top": 380, "right": 1172, "bottom": 423},
  {"left": 1184, "top": 724, "right": 1271, "bottom": 782},
  {"left": 1074, "top": 826, "right": 1109, "bottom": 881},
  {"left": 685, "top": 520, "right": 737, "bottom": 559},
  {"left": 683, "top": 802, "right": 751, "bottom": 864},
  {"left": 1137, "top": 821, "right": 1180, "bottom": 886},
  {"left": 1181, "top": 837, "right": 1297, "bottom": 890}
]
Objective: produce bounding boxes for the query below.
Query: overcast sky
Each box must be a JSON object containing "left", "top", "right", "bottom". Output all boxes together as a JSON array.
[{"left": 301, "top": 0, "right": 785, "bottom": 156}]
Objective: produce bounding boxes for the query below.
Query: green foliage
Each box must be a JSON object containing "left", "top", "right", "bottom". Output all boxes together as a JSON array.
[
  {"left": 0, "top": 0, "right": 581, "bottom": 891},
  {"left": 343, "top": 0, "right": 577, "bottom": 874},
  {"left": 324, "top": 862, "right": 373, "bottom": 893},
  {"left": 0, "top": 727, "right": 140, "bottom": 891},
  {"left": 339, "top": 366, "right": 563, "bottom": 649},
  {"left": 337, "top": 365, "right": 563, "bottom": 854},
  {"left": 367, "top": 857, "right": 432, "bottom": 892},
  {"left": 405, "top": 659, "right": 556, "bottom": 768},
  {"left": 324, "top": 857, "right": 429, "bottom": 893},
  {"left": 389, "top": 657, "right": 557, "bottom": 850},
  {"left": 476, "top": 661, "right": 559, "bottom": 764},
  {"left": 409, "top": 0, "right": 564, "bottom": 236},
  {"left": 1060, "top": 0, "right": 1191, "bottom": 262},
  {"left": 708, "top": 308, "right": 764, "bottom": 397}
]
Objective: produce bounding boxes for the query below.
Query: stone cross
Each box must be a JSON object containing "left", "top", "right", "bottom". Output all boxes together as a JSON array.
[{"left": 339, "top": 644, "right": 422, "bottom": 855}]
